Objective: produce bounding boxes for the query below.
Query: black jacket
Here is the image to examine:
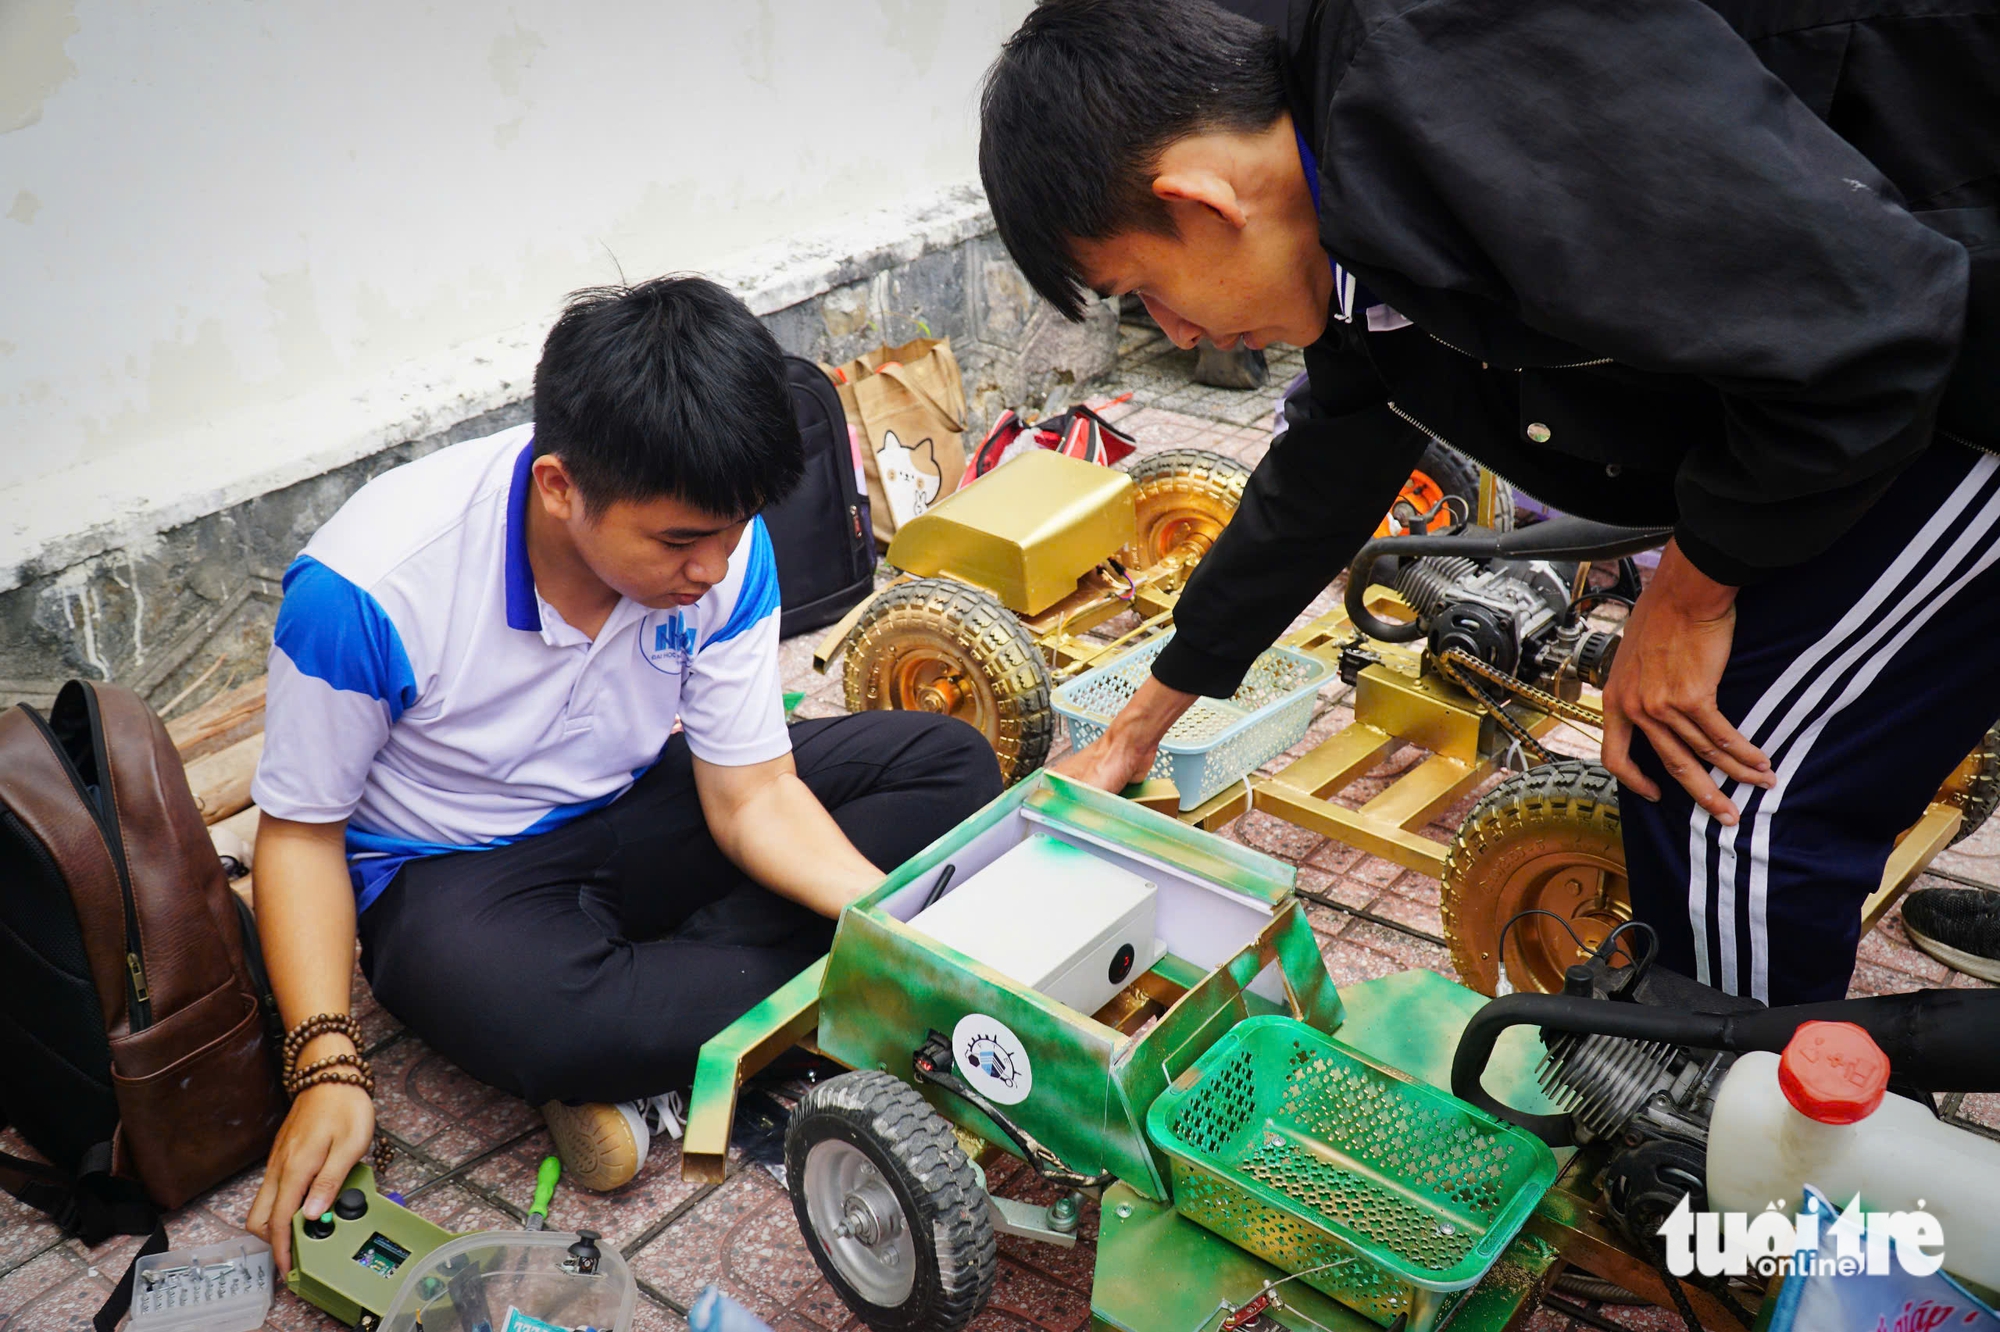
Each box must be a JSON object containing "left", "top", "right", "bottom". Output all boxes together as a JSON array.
[{"left": 1158, "top": 0, "right": 1999, "bottom": 697}]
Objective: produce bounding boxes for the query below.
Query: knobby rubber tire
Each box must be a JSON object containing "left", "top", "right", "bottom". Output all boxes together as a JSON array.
[
  {"left": 1443, "top": 759, "right": 1628, "bottom": 995},
  {"left": 785, "top": 1070, "right": 998, "bottom": 1332},
  {"left": 842, "top": 578, "right": 1054, "bottom": 784},
  {"left": 1414, "top": 440, "right": 1515, "bottom": 533},
  {"left": 1947, "top": 718, "right": 2000, "bottom": 845},
  {"left": 1119, "top": 448, "right": 1249, "bottom": 570}
]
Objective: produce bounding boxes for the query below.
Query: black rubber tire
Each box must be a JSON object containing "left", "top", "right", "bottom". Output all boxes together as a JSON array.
[
  {"left": 842, "top": 578, "right": 1054, "bottom": 784},
  {"left": 785, "top": 1070, "right": 997, "bottom": 1332},
  {"left": 1414, "top": 439, "right": 1515, "bottom": 532}
]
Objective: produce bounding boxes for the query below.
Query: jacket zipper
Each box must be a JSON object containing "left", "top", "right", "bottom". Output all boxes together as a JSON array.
[
  {"left": 24, "top": 704, "right": 152, "bottom": 1029},
  {"left": 1940, "top": 428, "right": 2000, "bottom": 461},
  {"left": 1384, "top": 400, "right": 1534, "bottom": 509},
  {"left": 1423, "top": 329, "right": 1612, "bottom": 370}
]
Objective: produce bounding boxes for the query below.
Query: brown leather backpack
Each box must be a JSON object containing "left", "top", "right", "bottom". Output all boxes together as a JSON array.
[{"left": 0, "top": 680, "right": 286, "bottom": 1326}]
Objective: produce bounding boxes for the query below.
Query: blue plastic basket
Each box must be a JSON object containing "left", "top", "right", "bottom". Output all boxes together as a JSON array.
[{"left": 1053, "top": 632, "right": 1329, "bottom": 810}]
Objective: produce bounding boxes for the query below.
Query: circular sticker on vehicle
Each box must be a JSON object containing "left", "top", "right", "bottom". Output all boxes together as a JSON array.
[{"left": 951, "top": 1013, "right": 1033, "bottom": 1106}]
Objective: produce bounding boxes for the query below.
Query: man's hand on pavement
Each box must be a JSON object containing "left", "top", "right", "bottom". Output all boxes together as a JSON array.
[{"left": 1600, "top": 539, "right": 1773, "bottom": 825}]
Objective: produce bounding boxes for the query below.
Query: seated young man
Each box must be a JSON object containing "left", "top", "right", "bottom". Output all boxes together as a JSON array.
[
  {"left": 980, "top": 0, "right": 1997, "bottom": 1002},
  {"left": 243, "top": 276, "right": 999, "bottom": 1269}
]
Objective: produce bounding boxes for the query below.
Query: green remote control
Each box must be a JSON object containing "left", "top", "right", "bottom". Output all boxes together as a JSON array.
[{"left": 288, "top": 1164, "right": 457, "bottom": 1328}]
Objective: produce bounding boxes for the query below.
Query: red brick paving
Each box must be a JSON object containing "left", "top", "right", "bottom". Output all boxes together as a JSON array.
[{"left": 4, "top": 322, "right": 1994, "bottom": 1332}]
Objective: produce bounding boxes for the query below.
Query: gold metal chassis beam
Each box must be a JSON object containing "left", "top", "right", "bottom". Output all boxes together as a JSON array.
[
  {"left": 812, "top": 557, "right": 1194, "bottom": 680},
  {"left": 1178, "top": 597, "right": 1561, "bottom": 875}
]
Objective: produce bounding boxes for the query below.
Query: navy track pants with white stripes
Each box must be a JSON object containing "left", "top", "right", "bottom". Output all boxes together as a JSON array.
[{"left": 1621, "top": 440, "right": 2000, "bottom": 1006}]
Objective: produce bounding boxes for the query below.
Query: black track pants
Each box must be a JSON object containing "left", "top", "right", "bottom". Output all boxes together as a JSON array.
[
  {"left": 358, "top": 711, "right": 1001, "bottom": 1104},
  {"left": 1622, "top": 441, "right": 2000, "bottom": 1006}
]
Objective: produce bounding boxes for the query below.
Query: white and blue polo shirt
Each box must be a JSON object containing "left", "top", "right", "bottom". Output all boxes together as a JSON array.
[{"left": 249, "top": 423, "right": 790, "bottom": 909}]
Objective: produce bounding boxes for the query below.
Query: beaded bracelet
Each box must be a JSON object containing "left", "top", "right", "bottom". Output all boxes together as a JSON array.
[
  {"left": 289, "top": 1066, "right": 376, "bottom": 1098},
  {"left": 285, "top": 1050, "right": 373, "bottom": 1097},
  {"left": 281, "top": 1012, "right": 365, "bottom": 1070}
]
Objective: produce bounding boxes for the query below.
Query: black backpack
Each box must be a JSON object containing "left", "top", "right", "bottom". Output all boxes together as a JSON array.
[{"left": 765, "top": 356, "right": 876, "bottom": 637}]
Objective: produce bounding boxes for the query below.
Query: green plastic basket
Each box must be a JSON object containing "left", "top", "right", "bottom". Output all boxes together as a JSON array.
[{"left": 1146, "top": 1016, "right": 1558, "bottom": 1329}]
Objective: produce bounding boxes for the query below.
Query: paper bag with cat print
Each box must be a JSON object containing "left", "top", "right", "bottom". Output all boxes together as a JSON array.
[{"left": 821, "top": 338, "right": 967, "bottom": 543}]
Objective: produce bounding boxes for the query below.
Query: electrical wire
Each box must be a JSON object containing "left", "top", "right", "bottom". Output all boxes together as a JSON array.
[
  {"left": 1568, "top": 590, "right": 1637, "bottom": 616},
  {"left": 1594, "top": 919, "right": 1660, "bottom": 980},
  {"left": 1497, "top": 908, "right": 1588, "bottom": 972}
]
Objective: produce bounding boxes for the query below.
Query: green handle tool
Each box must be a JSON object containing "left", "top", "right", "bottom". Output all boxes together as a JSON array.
[{"left": 525, "top": 1155, "right": 561, "bottom": 1230}]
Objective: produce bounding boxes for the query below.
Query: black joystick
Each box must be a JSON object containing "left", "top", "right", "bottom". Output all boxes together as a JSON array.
[
  {"left": 566, "top": 1229, "right": 602, "bottom": 1274},
  {"left": 303, "top": 1211, "right": 336, "bottom": 1240},
  {"left": 334, "top": 1187, "right": 368, "bottom": 1221}
]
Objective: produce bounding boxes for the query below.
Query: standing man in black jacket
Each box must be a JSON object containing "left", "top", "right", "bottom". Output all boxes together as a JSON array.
[{"left": 978, "top": 0, "right": 1999, "bottom": 1003}]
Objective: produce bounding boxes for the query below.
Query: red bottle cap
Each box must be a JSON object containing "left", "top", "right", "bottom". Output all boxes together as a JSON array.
[{"left": 1778, "top": 1021, "right": 1890, "bottom": 1125}]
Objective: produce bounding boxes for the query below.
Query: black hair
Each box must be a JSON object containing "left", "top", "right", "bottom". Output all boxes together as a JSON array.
[
  {"left": 979, "top": 0, "right": 1290, "bottom": 322},
  {"left": 532, "top": 275, "right": 803, "bottom": 516}
]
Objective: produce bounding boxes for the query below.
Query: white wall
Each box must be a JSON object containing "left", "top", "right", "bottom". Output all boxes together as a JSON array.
[{"left": 0, "top": 0, "right": 1027, "bottom": 575}]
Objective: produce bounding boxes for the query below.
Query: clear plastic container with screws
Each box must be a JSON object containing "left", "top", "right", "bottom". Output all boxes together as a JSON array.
[
  {"left": 128, "top": 1235, "right": 274, "bottom": 1332},
  {"left": 377, "top": 1230, "right": 637, "bottom": 1332}
]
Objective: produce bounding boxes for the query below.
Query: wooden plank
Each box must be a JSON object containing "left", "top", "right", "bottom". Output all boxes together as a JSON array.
[
  {"left": 186, "top": 733, "right": 263, "bottom": 825},
  {"left": 209, "top": 803, "right": 261, "bottom": 863},
  {"left": 167, "top": 676, "right": 266, "bottom": 763}
]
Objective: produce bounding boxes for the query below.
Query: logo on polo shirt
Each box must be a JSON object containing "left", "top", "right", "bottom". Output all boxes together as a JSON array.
[{"left": 640, "top": 611, "right": 697, "bottom": 675}]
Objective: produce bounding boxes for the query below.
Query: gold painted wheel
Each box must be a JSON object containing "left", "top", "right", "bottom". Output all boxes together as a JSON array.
[
  {"left": 1938, "top": 717, "right": 2000, "bottom": 845},
  {"left": 1444, "top": 760, "right": 1630, "bottom": 996},
  {"left": 842, "top": 578, "right": 1053, "bottom": 784},
  {"left": 1118, "top": 449, "right": 1250, "bottom": 570}
]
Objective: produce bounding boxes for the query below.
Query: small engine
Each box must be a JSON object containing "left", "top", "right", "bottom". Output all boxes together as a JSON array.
[
  {"left": 1531, "top": 957, "right": 1759, "bottom": 1248},
  {"left": 1387, "top": 552, "right": 1622, "bottom": 698},
  {"left": 1453, "top": 950, "right": 1999, "bottom": 1263}
]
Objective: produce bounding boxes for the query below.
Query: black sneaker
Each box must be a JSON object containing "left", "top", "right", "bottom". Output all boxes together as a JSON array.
[{"left": 1902, "top": 886, "right": 2000, "bottom": 984}]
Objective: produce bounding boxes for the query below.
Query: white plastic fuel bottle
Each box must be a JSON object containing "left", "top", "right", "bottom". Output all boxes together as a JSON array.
[{"left": 1706, "top": 1020, "right": 2000, "bottom": 1288}]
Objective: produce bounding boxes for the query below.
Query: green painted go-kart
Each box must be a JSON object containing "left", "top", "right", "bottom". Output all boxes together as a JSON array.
[{"left": 683, "top": 774, "right": 1645, "bottom": 1332}]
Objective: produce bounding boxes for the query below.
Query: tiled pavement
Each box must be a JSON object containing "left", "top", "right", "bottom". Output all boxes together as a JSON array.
[{"left": 5, "top": 320, "right": 1996, "bottom": 1332}]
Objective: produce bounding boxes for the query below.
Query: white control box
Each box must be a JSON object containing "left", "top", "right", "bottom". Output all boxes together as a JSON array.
[{"left": 908, "top": 833, "right": 1164, "bottom": 1015}]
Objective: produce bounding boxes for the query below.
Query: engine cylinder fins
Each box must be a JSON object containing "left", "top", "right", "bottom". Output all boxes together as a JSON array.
[
  {"left": 1537, "top": 1031, "right": 1681, "bottom": 1143},
  {"left": 1390, "top": 555, "right": 1483, "bottom": 619}
]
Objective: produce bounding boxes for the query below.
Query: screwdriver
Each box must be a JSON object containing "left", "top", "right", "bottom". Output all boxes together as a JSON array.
[{"left": 525, "top": 1155, "right": 561, "bottom": 1230}]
